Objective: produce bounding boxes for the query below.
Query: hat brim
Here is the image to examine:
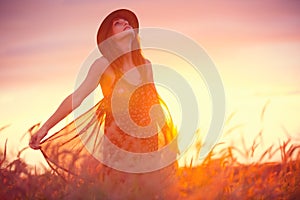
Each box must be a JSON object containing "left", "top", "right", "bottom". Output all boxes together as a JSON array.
[{"left": 97, "top": 9, "right": 139, "bottom": 46}]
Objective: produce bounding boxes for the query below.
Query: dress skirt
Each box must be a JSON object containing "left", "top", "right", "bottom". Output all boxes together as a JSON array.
[{"left": 39, "top": 83, "right": 179, "bottom": 199}]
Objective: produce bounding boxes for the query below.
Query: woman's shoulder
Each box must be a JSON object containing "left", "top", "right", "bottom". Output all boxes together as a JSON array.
[
  {"left": 96, "top": 56, "right": 115, "bottom": 82},
  {"left": 91, "top": 56, "right": 114, "bottom": 74},
  {"left": 142, "top": 58, "right": 154, "bottom": 81},
  {"left": 144, "top": 58, "right": 151, "bottom": 65},
  {"left": 94, "top": 56, "right": 110, "bottom": 67},
  {"left": 144, "top": 58, "right": 152, "bottom": 71}
]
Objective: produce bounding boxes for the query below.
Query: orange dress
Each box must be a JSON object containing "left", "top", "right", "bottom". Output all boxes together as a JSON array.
[{"left": 40, "top": 66, "right": 179, "bottom": 199}]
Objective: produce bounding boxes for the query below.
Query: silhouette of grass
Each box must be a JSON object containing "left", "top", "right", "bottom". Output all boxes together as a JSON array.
[{"left": 1, "top": 101, "right": 300, "bottom": 200}]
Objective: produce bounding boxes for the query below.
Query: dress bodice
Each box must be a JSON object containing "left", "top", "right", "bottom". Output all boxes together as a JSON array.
[{"left": 101, "top": 66, "right": 162, "bottom": 153}]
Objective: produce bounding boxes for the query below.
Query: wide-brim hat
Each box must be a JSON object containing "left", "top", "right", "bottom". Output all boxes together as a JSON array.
[{"left": 96, "top": 9, "right": 139, "bottom": 48}]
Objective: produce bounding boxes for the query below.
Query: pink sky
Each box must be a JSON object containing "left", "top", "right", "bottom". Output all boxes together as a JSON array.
[
  {"left": 1, "top": 0, "right": 300, "bottom": 165},
  {"left": 1, "top": 0, "right": 300, "bottom": 90}
]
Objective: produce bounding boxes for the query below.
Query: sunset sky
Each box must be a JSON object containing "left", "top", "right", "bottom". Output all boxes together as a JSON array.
[{"left": 1, "top": 0, "right": 300, "bottom": 166}]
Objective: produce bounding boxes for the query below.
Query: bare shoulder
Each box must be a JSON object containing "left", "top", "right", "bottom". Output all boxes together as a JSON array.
[
  {"left": 145, "top": 58, "right": 152, "bottom": 65},
  {"left": 97, "top": 57, "right": 115, "bottom": 96},
  {"left": 144, "top": 58, "right": 154, "bottom": 80},
  {"left": 93, "top": 56, "right": 110, "bottom": 70},
  {"left": 89, "top": 56, "right": 113, "bottom": 76},
  {"left": 97, "top": 57, "right": 114, "bottom": 81},
  {"left": 144, "top": 58, "right": 152, "bottom": 71}
]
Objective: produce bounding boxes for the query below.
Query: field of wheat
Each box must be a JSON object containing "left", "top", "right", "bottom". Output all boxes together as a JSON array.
[{"left": 1, "top": 114, "right": 300, "bottom": 199}]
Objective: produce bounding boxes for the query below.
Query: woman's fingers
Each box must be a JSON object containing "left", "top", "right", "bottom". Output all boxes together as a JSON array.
[
  {"left": 29, "top": 134, "right": 41, "bottom": 150},
  {"left": 29, "top": 129, "right": 48, "bottom": 150},
  {"left": 30, "top": 145, "right": 40, "bottom": 150},
  {"left": 29, "top": 141, "right": 40, "bottom": 150}
]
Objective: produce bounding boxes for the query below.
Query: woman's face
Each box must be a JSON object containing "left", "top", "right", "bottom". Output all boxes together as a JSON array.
[{"left": 111, "top": 18, "right": 133, "bottom": 35}]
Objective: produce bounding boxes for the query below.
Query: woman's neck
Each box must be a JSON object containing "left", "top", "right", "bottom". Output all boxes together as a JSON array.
[
  {"left": 117, "top": 39, "right": 132, "bottom": 52},
  {"left": 121, "top": 53, "right": 135, "bottom": 72},
  {"left": 117, "top": 42, "right": 135, "bottom": 71},
  {"left": 114, "top": 32, "right": 135, "bottom": 68}
]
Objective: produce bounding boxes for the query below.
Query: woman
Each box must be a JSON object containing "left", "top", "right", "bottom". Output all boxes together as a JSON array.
[{"left": 29, "top": 9, "right": 178, "bottom": 199}]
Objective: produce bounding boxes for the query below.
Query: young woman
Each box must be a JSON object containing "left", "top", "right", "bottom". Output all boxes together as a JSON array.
[{"left": 29, "top": 9, "right": 178, "bottom": 199}]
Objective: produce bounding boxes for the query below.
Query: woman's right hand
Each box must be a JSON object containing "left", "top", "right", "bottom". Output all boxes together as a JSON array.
[{"left": 29, "top": 128, "right": 48, "bottom": 150}]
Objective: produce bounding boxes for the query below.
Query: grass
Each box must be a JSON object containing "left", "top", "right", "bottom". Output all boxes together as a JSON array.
[
  {"left": 1, "top": 140, "right": 299, "bottom": 200},
  {"left": 1, "top": 107, "right": 300, "bottom": 199},
  {"left": 177, "top": 140, "right": 300, "bottom": 200}
]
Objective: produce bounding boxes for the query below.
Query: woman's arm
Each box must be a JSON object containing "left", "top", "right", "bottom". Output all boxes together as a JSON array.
[{"left": 29, "top": 57, "right": 109, "bottom": 149}]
